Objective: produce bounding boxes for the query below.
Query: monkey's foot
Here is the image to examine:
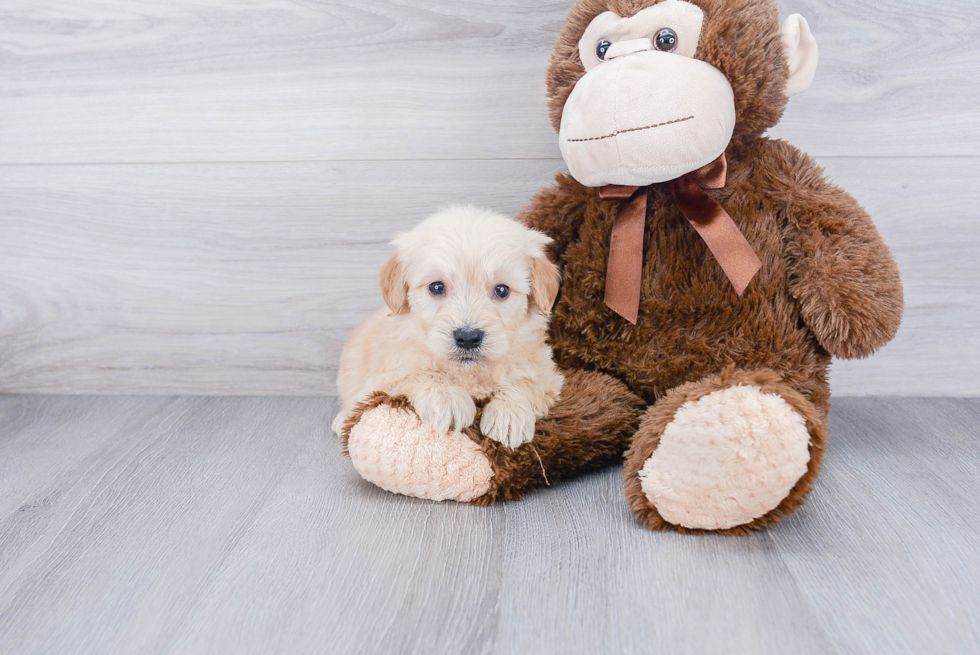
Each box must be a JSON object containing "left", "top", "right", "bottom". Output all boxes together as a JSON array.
[
  {"left": 624, "top": 369, "right": 826, "bottom": 534},
  {"left": 346, "top": 401, "right": 494, "bottom": 502}
]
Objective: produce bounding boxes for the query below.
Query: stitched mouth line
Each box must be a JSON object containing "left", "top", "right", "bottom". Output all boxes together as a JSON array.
[{"left": 566, "top": 115, "right": 694, "bottom": 142}]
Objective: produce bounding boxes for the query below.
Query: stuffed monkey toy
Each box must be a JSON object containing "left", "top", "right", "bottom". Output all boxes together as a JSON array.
[{"left": 340, "top": 0, "right": 903, "bottom": 534}]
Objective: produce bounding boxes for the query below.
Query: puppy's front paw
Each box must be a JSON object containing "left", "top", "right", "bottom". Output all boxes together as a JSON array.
[
  {"left": 412, "top": 385, "right": 477, "bottom": 435},
  {"left": 331, "top": 410, "right": 348, "bottom": 438},
  {"left": 481, "top": 396, "right": 536, "bottom": 449}
]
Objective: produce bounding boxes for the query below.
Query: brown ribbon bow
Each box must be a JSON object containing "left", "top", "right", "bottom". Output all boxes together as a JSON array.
[{"left": 600, "top": 153, "right": 762, "bottom": 324}]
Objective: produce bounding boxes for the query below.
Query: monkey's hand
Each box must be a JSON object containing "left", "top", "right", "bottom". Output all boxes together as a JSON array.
[{"left": 778, "top": 144, "right": 904, "bottom": 359}]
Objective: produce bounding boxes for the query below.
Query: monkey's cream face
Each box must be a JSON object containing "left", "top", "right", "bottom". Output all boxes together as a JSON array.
[{"left": 559, "top": 0, "right": 736, "bottom": 187}]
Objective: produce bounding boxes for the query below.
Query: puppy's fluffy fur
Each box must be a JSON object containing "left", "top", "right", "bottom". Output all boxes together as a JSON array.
[{"left": 332, "top": 206, "right": 564, "bottom": 448}]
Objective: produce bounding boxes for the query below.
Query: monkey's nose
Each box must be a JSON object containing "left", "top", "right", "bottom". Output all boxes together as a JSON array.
[
  {"left": 605, "top": 37, "right": 653, "bottom": 60},
  {"left": 453, "top": 327, "right": 484, "bottom": 350}
]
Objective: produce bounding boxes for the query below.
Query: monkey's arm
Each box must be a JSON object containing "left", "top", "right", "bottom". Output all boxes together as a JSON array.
[
  {"left": 775, "top": 144, "right": 904, "bottom": 359},
  {"left": 517, "top": 173, "right": 592, "bottom": 265}
]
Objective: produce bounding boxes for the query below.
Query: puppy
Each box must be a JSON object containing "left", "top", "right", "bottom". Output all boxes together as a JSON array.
[{"left": 332, "top": 205, "right": 564, "bottom": 448}]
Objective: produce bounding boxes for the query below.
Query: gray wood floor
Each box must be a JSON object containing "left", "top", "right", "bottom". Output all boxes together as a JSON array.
[{"left": 1, "top": 396, "right": 978, "bottom": 654}]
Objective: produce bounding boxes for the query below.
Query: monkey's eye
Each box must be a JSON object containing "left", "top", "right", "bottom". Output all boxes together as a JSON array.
[
  {"left": 595, "top": 40, "right": 612, "bottom": 60},
  {"left": 493, "top": 284, "right": 510, "bottom": 299},
  {"left": 654, "top": 28, "right": 678, "bottom": 52},
  {"left": 429, "top": 281, "right": 446, "bottom": 296}
]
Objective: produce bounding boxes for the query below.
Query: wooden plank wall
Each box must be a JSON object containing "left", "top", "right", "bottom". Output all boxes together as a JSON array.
[{"left": 0, "top": 0, "right": 977, "bottom": 396}]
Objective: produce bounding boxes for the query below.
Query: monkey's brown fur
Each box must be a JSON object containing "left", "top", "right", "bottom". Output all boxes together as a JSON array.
[{"left": 344, "top": 0, "right": 903, "bottom": 533}]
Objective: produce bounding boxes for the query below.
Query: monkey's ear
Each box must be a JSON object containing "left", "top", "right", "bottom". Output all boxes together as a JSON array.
[
  {"left": 529, "top": 256, "right": 561, "bottom": 316},
  {"left": 782, "top": 14, "right": 819, "bottom": 96},
  {"left": 379, "top": 254, "right": 410, "bottom": 315}
]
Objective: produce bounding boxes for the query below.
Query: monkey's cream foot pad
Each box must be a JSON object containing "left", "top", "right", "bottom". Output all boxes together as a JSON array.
[
  {"left": 639, "top": 385, "right": 811, "bottom": 530},
  {"left": 347, "top": 405, "right": 494, "bottom": 502}
]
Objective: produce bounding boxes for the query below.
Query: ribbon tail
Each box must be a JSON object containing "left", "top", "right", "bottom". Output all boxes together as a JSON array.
[
  {"left": 602, "top": 187, "right": 646, "bottom": 324},
  {"left": 671, "top": 177, "right": 761, "bottom": 296}
]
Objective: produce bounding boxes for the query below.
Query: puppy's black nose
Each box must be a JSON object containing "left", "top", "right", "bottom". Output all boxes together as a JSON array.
[{"left": 453, "top": 327, "right": 484, "bottom": 350}]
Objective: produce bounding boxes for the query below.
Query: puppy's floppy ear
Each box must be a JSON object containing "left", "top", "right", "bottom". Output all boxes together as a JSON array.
[
  {"left": 529, "top": 255, "right": 561, "bottom": 316},
  {"left": 379, "top": 254, "right": 410, "bottom": 315}
]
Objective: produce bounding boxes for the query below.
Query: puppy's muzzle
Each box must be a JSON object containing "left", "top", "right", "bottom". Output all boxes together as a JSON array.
[{"left": 453, "top": 327, "right": 484, "bottom": 351}]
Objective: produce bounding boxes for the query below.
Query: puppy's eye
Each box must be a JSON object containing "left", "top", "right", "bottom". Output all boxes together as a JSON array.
[
  {"left": 595, "top": 40, "right": 612, "bottom": 61},
  {"left": 428, "top": 281, "right": 446, "bottom": 296},
  {"left": 493, "top": 284, "right": 510, "bottom": 299},
  {"left": 654, "top": 28, "right": 678, "bottom": 52}
]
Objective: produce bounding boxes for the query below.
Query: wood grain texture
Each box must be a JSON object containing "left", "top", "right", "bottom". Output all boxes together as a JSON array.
[
  {"left": 0, "top": 395, "right": 977, "bottom": 654},
  {"left": 0, "top": 159, "right": 565, "bottom": 395},
  {"left": 0, "top": 0, "right": 977, "bottom": 395},
  {"left": 0, "top": 395, "right": 330, "bottom": 654},
  {"left": 0, "top": 0, "right": 977, "bottom": 164},
  {"left": 769, "top": 398, "right": 980, "bottom": 654},
  {"left": 1, "top": 157, "right": 976, "bottom": 396}
]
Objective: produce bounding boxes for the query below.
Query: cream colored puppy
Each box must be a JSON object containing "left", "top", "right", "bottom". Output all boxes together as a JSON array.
[{"left": 332, "top": 205, "right": 564, "bottom": 448}]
